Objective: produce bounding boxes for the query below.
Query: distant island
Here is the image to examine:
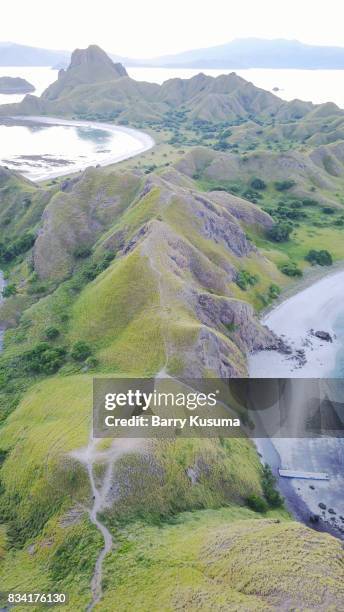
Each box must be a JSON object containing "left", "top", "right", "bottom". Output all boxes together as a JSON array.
[
  {"left": 0, "top": 41, "right": 69, "bottom": 66},
  {"left": 140, "top": 38, "right": 344, "bottom": 69},
  {"left": 0, "top": 76, "right": 35, "bottom": 94},
  {"left": 3, "top": 38, "right": 344, "bottom": 69}
]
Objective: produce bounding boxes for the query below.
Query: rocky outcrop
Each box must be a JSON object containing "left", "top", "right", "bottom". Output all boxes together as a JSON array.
[{"left": 41, "top": 45, "right": 128, "bottom": 101}]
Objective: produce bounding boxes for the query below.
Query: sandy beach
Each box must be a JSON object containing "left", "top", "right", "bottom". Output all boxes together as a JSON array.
[
  {"left": 249, "top": 267, "right": 344, "bottom": 378},
  {"left": 249, "top": 268, "right": 344, "bottom": 538},
  {"left": 13, "top": 115, "right": 155, "bottom": 182}
]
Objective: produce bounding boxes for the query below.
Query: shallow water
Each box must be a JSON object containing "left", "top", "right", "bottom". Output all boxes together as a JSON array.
[{"left": 0, "top": 117, "right": 154, "bottom": 181}]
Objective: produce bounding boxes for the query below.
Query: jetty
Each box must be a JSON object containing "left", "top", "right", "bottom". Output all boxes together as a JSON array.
[{"left": 278, "top": 469, "right": 329, "bottom": 480}]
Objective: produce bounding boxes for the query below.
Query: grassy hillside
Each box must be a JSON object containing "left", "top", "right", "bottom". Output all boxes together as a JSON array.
[
  {"left": 1, "top": 52, "right": 344, "bottom": 608},
  {"left": 99, "top": 508, "right": 344, "bottom": 611}
]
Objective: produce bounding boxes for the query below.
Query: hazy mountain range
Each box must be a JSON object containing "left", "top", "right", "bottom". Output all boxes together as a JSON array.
[{"left": 3, "top": 38, "right": 344, "bottom": 69}]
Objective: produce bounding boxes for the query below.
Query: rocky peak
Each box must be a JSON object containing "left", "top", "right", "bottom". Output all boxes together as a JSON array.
[
  {"left": 68, "top": 44, "right": 127, "bottom": 79},
  {"left": 42, "top": 44, "right": 128, "bottom": 101}
]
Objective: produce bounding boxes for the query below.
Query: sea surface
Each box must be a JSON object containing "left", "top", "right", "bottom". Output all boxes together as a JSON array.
[
  {"left": 1, "top": 65, "right": 344, "bottom": 108},
  {"left": 0, "top": 118, "right": 153, "bottom": 181}
]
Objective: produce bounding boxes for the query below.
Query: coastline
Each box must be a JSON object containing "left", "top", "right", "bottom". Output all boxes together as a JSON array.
[
  {"left": 249, "top": 266, "right": 344, "bottom": 378},
  {"left": 12, "top": 115, "right": 155, "bottom": 182},
  {"left": 259, "top": 259, "right": 344, "bottom": 319},
  {"left": 249, "top": 267, "right": 344, "bottom": 539}
]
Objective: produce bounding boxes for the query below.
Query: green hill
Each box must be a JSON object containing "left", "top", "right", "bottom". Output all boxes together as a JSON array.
[{"left": 1, "top": 52, "right": 344, "bottom": 609}]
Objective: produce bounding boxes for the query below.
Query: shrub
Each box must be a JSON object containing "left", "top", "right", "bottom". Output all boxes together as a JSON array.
[
  {"left": 268, "top": 284, "right": 281, "bottom": 299},
  {"left": 2, "top": 283, "right": 17, "bottom": 298},
  {"left": 27, "top": 283, "right": 47, "bottom": 295},
  {"left": 44, "top": 326, "right": 60, "bottom": 340},
  {"left": 71, "top": 341, "right": 92, "bottom": 361},
  {"left": 262, "top": 464, "right": 283, "bottom": 508},
  {"left": 242, "top": 189, "right": 262, "bottom": 201},
  {"left": 267, "top": 222, "right": 293, "bottom": 242},
  {"left": 274, "top": 179, "right": 296, "bottom": 191},
  {"left": 246, "top": 494, "right": 268, "bottom": 513},
  {"left": 24, "top": 343, "right": 67, "bottom": 375},
  {"left": 73, "top": 246, "right": 92, "bottom": 259},
  {"left": 81, "top": 263, "right": 98, "bottom": 282},
  {"left": 302, "top": 198, "right": 318, "bottom": 206},
  {"left": 305, "top": 249, "right": 333, "bottom": 266},
  {"left": 235, "top": 270, "right": 259, "bottom": 291},
  {"left": 322, "top": 207, "right": 335, "bottom": 215},
  {"left": 280, "top": 262, "right": 303, "bottom": 277},
  {"left": 97, "top": 251, "right": 115, "bottom": 272},
  {"left": 85, "top": 356, "right": 99, "bottom": 369},
  {"left": 250, "top": 177, "right": 266, "bottom": 190},
  {"left": 0, "top": 232, "right": 36, "bottom": 263}
]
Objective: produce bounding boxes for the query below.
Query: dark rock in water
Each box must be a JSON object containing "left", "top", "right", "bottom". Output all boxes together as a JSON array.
[
  {"left": 328, "top": 508, "right": 336, "bottom": 514},
  {"left": 314, "top": 330, "right": 332, "bottom": 342},
  {"left": 309, "top": 513, "right": 320, "bottom": 523},
  {"left": 309, "top": 485, "right": 315, "bottom": 490},
  {"left": 319, "top": 502, "right": 327, "bottom": 510},
  {"left": 339, "top": 516, "right": 344, "bottom": 522}
]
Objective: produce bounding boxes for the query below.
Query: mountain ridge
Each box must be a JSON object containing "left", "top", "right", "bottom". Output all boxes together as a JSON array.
[{"left": 142, "top": 37, "right": 344, "bottom": 69}]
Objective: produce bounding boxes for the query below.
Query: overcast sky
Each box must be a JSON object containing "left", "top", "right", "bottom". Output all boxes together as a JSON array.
[{"left": 1, "top": 0, "right": 344, "bottom": 57}]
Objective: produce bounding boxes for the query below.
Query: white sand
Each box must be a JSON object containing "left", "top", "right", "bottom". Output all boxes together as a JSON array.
[{"left": 249, "top": 268, "right": 344, "bottom": 378}]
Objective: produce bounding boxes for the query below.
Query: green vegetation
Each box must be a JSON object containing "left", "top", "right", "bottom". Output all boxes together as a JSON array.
[
  {"left": 305, "top": 249, "right": 333, "bottom": 266},
  {"left": 0, "top": 232, "right": 35, "bottom": 264},
  {"left": 280, "top": 261, "right": 303, "bottom": 277},
  {"left": 267, "top": 222, "right": 293, "bottom": 242},
  {"left": 98, "top": 508, "right": 344, "bottom": 611},
  {"left": 246, "top": 493, "right": 269, "bottom": 513},
  {"left": 73, "top": 245, "right": 92, "bottom": 259},
  {"left": 2, "top": 283, "right": 17, "bottom": 297},
  {"left": 261, "top": 464, "right": 283, "bottom": 508},
  {"left": 70, "top": 341, "right": 92, "bottom": 361},
  {"left": 250, "top": 177, "right": 266, "bottom": 190},
  {"left": 235, "top": 269, "right": 259, "bottom": 290},
  {"left": 274, "top": 179, "right": 296, "bottom": 192},
  {"left": 44, "top": 326, "right": 60, "bottom": 340},
  {"left": 268, "top": 283, "right": 281, "bottom": 299}
]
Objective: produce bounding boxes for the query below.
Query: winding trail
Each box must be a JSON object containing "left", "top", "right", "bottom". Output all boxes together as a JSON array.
[
  {"left": 85, "top": 440, "right": 113, "bottom": 611},
  {"left": 71, "top": 437, "right": 145, "bottom": 610}
]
